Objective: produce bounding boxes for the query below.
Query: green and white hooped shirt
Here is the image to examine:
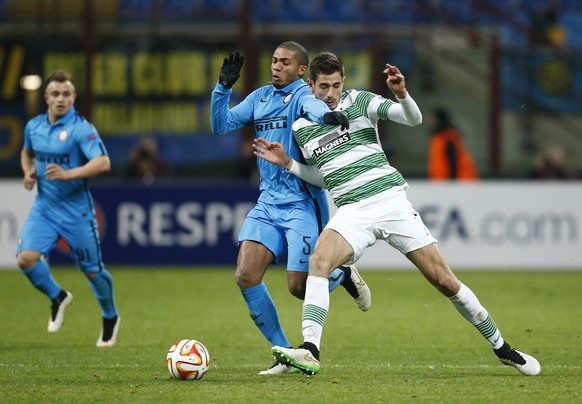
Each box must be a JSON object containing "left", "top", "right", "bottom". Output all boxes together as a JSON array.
[{"left": 291, "top": 89, "right": 421, "bottom": 207}]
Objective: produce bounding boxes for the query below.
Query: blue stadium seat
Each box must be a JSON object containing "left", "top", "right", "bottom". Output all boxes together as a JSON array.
[
  {"left": 560, "top": 14, "right": 582, "bottom": 46},
  {"left": 203, "top": 0, "right": 241, "bottom": 10},
  {"left": 322, "top": 0, "right": 363, "bottom": 22},
  {"left": 162, "top": 0, "right": 198, "bottom": 12},
  {"left": 120, "top": 0, "right": 154, "bottom": 12}
]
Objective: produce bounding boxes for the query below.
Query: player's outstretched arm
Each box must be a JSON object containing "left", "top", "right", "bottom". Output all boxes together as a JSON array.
[
  {"left": 219, "top": 52, "right": 244, "bottom": 89},
  {"left": 210, "top": 52, "right": 253, "bottom": 136},
  {"left": 382, "top": 63, "right": 422, "bottom": 126},
  {"left": 384, "top": 63, "right": 407, "bottom": 99},
  {"left": 253, "top": 137, "right": 326, "bottom": 188}
]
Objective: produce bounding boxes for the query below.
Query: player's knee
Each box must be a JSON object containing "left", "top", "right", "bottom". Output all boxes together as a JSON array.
[
  {"left": 432, "top": 269, "right": 460, "bottom": 296},
  {"left": 308, "top": 252, "right": 332, "bottom": 277},
  {"left": 234, "top": 267, "right": 261, "bottom": 289},
  {"left": 288, "top": 283, "right": 305, "bottom": 300},
  {"left": 79, "top": 265, "right": 111, "bottom": 283},
  {"left": 17, "top": 251, "right": 40, "bottom": 270}
]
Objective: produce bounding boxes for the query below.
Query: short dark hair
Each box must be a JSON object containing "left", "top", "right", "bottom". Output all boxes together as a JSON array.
[
  {"left": 44, "top": 69, "right": 75, "bottom": 92},
  {"left": 309, "top": 52, "right": 344, "bottom": 83},
  {"left": 277, "top": 41, "right": 309, "bottom": 67}
]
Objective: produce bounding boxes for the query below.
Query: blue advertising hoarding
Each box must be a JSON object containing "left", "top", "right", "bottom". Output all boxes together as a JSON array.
[{"left": 49, "top": 182, "right": 259, "bottom": 265}]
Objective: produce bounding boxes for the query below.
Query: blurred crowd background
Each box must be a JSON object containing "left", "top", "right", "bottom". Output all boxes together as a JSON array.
[{"left": 1, "top": 0, "right": 582, "bottom": 183}]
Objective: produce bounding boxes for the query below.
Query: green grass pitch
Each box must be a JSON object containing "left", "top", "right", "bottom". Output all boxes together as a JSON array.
[{"left": 1, "top": 267, "right": 581, "bottom": 403}]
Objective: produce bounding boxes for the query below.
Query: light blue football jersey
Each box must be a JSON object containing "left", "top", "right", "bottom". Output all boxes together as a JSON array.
[
  {"left": 211, "top": 79, "right": 331, "bottom": 204},
  {"left": 23, "top": 106, "right": 108, "bottom": 223}
]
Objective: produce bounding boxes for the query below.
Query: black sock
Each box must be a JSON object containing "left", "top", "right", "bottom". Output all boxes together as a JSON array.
[
  {"left": 301, "top": 341, "right": 320, "bottom": 360},
  {"left": 53, "top": 289, "right": 68, "bottom": 303},
  {"left": 339, "top": 266, "right": 351, "bottom": 286}
]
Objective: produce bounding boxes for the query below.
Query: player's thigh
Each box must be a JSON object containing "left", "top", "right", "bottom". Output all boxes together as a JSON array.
[
  {"left": 59, "top": 219, "right": 104, "bottom": 274},
  {"left": 325, "top": 206, "right": 375, "bottom": 265},
  {"left": 236, "top": 240, "right": 275, "bottom": 283},
  {"left": 287, "top": 270, "right": 308, "bottom": 299},
  {"left": 238, "top": 204, "right": 286, "bottom": 263},
  {"left": 17, "top": 207, "right": 60, "bottom": 258},
  {"left": 283, "top": 200, "right": 322, "bottom": 273},
  {"left": 376, "top": 189, "right": 436, "bottom": 254},
  {"left": 309, "top": 228, "right": 354, "bottom": 277}
]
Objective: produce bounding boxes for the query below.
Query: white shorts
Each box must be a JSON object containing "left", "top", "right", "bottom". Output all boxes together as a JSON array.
[{"left": 326, "top": 185, "right": 437, "bottom": 264}]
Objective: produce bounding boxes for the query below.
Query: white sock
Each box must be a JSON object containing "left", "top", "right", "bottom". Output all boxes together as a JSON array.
[
  {"left": 302, "top": 276, "right": 329, "bottom": 350},
  {"left": 449, "top": 283, "right": 504, "bottom": 349}
]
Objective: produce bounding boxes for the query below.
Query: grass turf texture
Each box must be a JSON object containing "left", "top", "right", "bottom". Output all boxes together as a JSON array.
[{"left": 1, "top": 267, "right": 580, "bottom": 403}]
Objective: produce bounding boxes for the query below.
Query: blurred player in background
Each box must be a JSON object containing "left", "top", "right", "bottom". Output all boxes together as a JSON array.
[
  {"left": 253, "top": 52, "right": 541, "bottom": 377},
  {"left": 17, "top": 70, "right": 120, "bottom": 348},
  {"left": 210, "top": 42, "right": 371, "bottom": 374}
]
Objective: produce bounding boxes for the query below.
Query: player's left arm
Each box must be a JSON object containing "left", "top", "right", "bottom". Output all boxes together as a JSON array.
[
  {"left": 45, "top": 155, "right": 110, "bottom": 181},
  {"left": 45, "top": 125, "right": 111, "bottom": 181},
  {"left": 379, "top": 63, "right": 422, "bottom": 127},
  {"left": 253, "top": 137, "right": 326, "bottom": 188}
]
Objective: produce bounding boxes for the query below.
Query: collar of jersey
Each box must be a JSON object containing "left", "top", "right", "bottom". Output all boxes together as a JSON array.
[
  {"left": 47, "top": 105, "right": 76, "bottom": 126},
  {"left": 269, "top": 79, "right": 306, "bottom": 94}
]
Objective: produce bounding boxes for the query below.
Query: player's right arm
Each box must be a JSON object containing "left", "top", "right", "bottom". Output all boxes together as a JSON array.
[
  {"left": 21, "top": 122, "right": 37, "bottom": 190},
  {"left": 210, "top": 52, "right": 254, "bottom": 135},
  {"left": 210, "top": 84, "right": 255, "bottom": 135},
  {"left": 21, "top": 147, "right": 37, "bottom": 190}
]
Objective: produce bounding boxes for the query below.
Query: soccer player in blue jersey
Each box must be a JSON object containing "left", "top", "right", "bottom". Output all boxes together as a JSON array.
[
  {"left": 210, "top": 41, "right": 371, "bottom": 374},
  {"left": 17, "top": 70, "right": 120, "bottom": 347}
]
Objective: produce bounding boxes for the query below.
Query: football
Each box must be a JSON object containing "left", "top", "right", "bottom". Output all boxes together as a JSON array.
[{"left": 166, "top": 338, "right": 211, "bottom": 380}]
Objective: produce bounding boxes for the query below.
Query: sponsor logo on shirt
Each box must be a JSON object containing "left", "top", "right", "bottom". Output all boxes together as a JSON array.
[
  {"left": 87, "top": 133, "right": 97, "bottom": 140},
  {"left": 313, "top": 131, "right": 351, "bottom": 157},
  {"left": 254, "top": 116, "right": 287, "bottom": 132},
  {"left": 36, "top": 151, "right": 71, "bottom": 165}
]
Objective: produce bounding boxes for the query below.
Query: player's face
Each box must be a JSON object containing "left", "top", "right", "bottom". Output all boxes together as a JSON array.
[
  {"left": 309, "top": 71, "right": 344, "bottom": 110},
  {"left": 271, "top": 48, "right": 307, "bottom": 89},
  {"left": 45, "top": 80, "right": 76, "bottom": 122}
]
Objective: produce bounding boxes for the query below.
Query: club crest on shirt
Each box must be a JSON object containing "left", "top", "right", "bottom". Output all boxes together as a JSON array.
[
  {"left": 58, "top": 130, "right": 69, "bottom": 142},
  {"left": 283, "top": 93, "right": 293, "bottom": 104}
]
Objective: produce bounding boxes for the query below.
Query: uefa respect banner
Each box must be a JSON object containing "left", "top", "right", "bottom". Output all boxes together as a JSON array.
[
  {"left": 49, "top": 182, "right": 260, "bottom": 266},
  {"left": 1, "top": 181, "right": 581, "bottom": 269},
  {"left": 0, "top": 181, "right": 35, "bottom": 268},
  {"left": 352, "top": 181, "right": 582, "bottom": 270}
]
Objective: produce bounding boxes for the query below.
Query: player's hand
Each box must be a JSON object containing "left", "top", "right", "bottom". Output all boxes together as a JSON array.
[
  {"left": 23, "top": 170, "right": 37, "bottom": 190},
  {"left": 383, "top": 63, "right": 407, "bottom": 99},
  {"left": 219, "top": 52, "right": 244, "bottom": 88},
  {"left": 252, "top": 138, "right": 290, "bottom": 168},
  {"left": 323, "top": 111, "right": 350, "bottom": 131},
  {"left": 45, "top": 164, "right": 70, "bottom": 181}
]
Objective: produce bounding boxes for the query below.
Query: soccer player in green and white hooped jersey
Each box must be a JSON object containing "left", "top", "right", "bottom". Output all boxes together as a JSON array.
[{"left": 253, "top": 52, "right": 541, "bottom": 377}]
